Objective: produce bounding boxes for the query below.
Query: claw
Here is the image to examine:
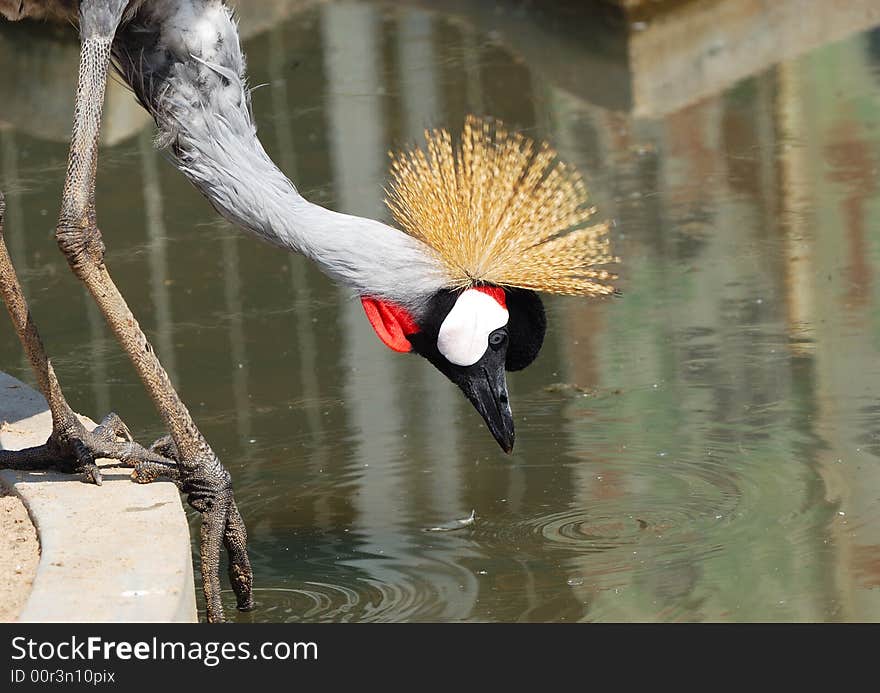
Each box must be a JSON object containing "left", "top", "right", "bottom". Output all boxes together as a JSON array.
[
  {"left": 129, "top": 459, "right": 176, "bottom": 484},
  {"left": 225, "top": 501, "right": 254, "bottom": 612},
  {"left": 130, "top": 467, "right": 147, "bottom": 484},
  {"left": 82, "top": 463, "right": 103, "bottom": 486}
]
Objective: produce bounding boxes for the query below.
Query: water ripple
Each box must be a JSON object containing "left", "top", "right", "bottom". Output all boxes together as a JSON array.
[{"left": 224, "top": 562, "right": 474, "bottom": 623}]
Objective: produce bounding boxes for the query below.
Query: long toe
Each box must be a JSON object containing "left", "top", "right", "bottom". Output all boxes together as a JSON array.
[{"left": 93, "top": 412, "right": 133, "bottom": 443}]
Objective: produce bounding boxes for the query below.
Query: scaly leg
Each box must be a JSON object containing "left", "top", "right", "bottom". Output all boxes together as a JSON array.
[
  {"left": 0, "top": 194, "right": 176, "bottom": 483},
  {"left": 51, "top": 0, "right": 253, "bottom": 622}
]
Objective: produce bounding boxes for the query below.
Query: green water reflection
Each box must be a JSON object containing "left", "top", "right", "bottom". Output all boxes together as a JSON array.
[{"left": 2, "top": 0, "right": 880, "bottom": 621}]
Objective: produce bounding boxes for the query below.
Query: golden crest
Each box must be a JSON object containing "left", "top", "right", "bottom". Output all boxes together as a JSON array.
[{"left": 385, "top": 115, "right": 618, "bottom": 296}]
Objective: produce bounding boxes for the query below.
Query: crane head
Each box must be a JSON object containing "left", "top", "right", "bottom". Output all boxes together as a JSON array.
[
  {"left": 360, "top": 115, "right": 618, "bottom": 451},
  {"left": 361, "top": 286, "right": 545, "bottom": 453}
]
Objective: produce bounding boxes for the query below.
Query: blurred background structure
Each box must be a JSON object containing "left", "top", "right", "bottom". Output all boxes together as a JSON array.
[{"left": 2, "top": 0, "right": 880, "bottom": 621}]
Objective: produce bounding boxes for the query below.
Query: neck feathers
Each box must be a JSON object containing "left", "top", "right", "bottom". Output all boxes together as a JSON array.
[{"left": 113, "top": 0, "right": 445, "bottom": 312}]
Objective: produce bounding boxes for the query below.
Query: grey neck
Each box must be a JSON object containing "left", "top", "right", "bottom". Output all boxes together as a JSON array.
[{"left": 177, "top": 111, "right": 446, "bottom": 312}]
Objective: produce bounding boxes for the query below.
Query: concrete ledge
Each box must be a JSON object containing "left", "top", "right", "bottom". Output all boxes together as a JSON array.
[{"left": 0, "top": 372, "right": 197, "bottom": 623}]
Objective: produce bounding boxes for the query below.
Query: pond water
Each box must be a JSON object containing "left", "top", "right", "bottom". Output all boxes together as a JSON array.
[{"left": 2, "top": 0, "right": 880, "bottom": 621}]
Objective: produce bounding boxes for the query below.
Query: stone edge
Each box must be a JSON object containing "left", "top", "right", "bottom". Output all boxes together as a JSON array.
[{"left": 0, "top": 372, "right": 196, "bottom": 623}]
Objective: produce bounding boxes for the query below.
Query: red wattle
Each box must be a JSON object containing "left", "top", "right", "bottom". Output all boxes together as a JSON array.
[{"left": 360, "top": 297, "right": 418, "bottom": 353}]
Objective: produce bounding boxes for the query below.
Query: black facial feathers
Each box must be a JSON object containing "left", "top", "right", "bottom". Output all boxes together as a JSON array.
[{"left": 503, "top": 288, "right": 546, "bottom": 371}]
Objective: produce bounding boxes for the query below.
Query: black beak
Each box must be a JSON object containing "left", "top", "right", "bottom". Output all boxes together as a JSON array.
[
  {"left": 408, "top": 318, "right": 517, "bottom": 453},
  {"left": 456, "top": 348, "right": 516, "bottom": 453}
]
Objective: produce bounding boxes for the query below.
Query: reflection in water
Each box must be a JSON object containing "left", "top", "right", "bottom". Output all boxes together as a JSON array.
[{"left": 2, "top": 1, "right": 880, "bottom": 621}]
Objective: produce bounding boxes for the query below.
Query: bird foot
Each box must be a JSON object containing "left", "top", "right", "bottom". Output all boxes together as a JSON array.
[
  {"left": 0, "top": 411, "right": 176, "bottom": 486},
  {"left": 123, "top": 433, "right": 254, "bottom": 620},
  {"left": 1, "top": 412, "right": 252, "bottom": 621},
  {"left": 124, "top": 433, "right": 182, "bottom": 484},
  {"left": 181, "top": 461, "right": 254, "bottom": 619}
]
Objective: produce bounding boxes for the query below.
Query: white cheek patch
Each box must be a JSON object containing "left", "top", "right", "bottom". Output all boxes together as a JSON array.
[{"left": 437, "top": 289, "right": 509, "bottom": 366}]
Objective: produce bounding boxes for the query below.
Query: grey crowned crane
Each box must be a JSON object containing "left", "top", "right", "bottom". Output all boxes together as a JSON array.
[{"left": 0, "top": 0, "right": 617, "bottom": 622}]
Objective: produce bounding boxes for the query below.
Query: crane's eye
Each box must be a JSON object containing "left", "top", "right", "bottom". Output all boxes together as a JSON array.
[{"left": 488, "top": 329, "right": 507, "bottom": 348}]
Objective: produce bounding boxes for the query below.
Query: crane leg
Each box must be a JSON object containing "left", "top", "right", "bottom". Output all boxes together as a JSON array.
[
  {"left": 49, "top": 0, "right": 252, "bottom": 622},
  {"left": 0, "top": 196, "right": 178, "bottom": 484}
]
